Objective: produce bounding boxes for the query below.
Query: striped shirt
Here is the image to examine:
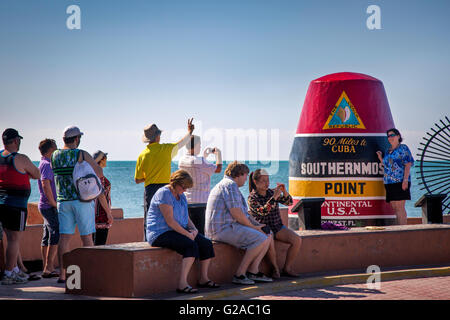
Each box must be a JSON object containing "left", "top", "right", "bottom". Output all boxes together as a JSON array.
[
  {"left": 178, "top": 154, "right": 217, "bottom": 204},
  {"left": 205, "top": 175, "right": 248, "bottom": 238}
]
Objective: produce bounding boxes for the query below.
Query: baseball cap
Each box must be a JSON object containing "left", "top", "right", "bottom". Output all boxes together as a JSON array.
[
  {"left": 2, "top": 128, "right": 23, "bottom": 142},
  {"left": 63, "top": 126, "right": 84, "bottom": 138}
]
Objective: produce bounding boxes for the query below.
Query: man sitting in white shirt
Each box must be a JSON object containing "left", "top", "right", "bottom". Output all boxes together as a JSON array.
[{"left": 178, "top": 135, "right": 222, "bottom": 234}]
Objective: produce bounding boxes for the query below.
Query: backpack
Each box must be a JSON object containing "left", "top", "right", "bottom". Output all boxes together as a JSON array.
[{"left": 73, "top": 151, "right": 104, "bottom": 201}]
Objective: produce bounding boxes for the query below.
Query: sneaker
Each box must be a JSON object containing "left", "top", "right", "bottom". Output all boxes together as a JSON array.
[
  {"left": 246, "top": 272, "right": 273, "bottom": 283},
  {"left": 15, "top": 270, "right": 28, "bottom": 281},
  {"left": 232, "top": 274, "right": 255, "bottom": 285},
  {"left": 1, "top": 272, "right": 28, "bottom": 285}
]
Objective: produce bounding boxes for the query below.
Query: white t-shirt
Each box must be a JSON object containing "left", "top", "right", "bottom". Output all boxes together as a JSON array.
[{"left": 178, "top": 154, "right": 217, "bottom": 204}]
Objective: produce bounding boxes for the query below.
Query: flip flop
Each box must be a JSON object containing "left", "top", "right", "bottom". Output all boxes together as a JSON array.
[
  {"left": 176, "top": 286, "right": 198, "bottom": 294},
  {"left": 197, "top": 280, "right": 220, "bottom": 288},
  {"left": 42, "top": 271, "right": 59, "bottom": 278},
  {"left": 57, "top": 278, "right": 66, "bottom": 284},
  {"left": 28, "top": 274, "right": 41, "bottom": 281}
]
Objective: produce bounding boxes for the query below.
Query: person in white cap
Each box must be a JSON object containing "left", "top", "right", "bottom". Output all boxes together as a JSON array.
[
  {"left": 135, "top": 118, "right": 194, "bottom": 241},
  {"left": 51, "top": 126, "right": 111, "bottom": 284}
]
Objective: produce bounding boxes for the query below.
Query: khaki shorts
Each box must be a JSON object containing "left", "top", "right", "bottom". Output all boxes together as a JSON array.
[{"left": 212, "top": 222, "right": 268, "bottom": 250}]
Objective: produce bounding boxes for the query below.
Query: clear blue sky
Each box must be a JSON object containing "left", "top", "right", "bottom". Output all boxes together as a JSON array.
[{"left": 1, "top": 0, "right": 449, "bottom": 161}]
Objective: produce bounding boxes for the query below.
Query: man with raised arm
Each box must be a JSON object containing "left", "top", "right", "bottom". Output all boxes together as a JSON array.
[{"left": 135, "top": 118, "right": 194, "bottom": 241}]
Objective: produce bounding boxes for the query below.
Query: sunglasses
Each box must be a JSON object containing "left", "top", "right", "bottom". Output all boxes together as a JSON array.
[{"left": 387, "top": 133, "right": 397, "bottom": 138}]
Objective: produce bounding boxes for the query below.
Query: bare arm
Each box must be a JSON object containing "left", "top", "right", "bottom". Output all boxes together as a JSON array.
[
  {"left": 41, "top": 179, "right": 57, "bottom": 208},
  {"left": 403, "top": 162, "right": 412, "bottom": 181},
  {"left": 204, "top": 148, "right": 223, "bottom": 173},
  {"left": 79, "top": 150, "right": 103, "bottom": 178},
  {"left": 97, "top": 193, "right": 113, "bottom": 225},
  {"left": 16, "top": 154, "right": 40, "bottom": 179},
  {"left": 214, "top": 149, "right": 223, "bottom": 173},
  {"left": 229, "top": 207, "right": 264, "bottom": 232},
  {"left": 176, "top": 118, "right": 194, "bottom": 149},
  {"left": 402, "top": 162, "right": 413, "bottom": 191},
  {"left": 135, "top": 178, "right": 145, "bottom": 184},
  {"left": 376, "top": 151, "right": 384, "bottom": 164}
]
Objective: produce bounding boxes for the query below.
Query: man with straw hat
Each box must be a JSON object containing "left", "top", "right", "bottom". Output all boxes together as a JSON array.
[{"left": 135, "top": 118, "right": 194, "bottom": 240}]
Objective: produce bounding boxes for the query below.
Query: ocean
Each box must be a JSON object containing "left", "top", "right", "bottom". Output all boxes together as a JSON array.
[{"left": 29, "top": 161, "right": 424, "bottom": 218}]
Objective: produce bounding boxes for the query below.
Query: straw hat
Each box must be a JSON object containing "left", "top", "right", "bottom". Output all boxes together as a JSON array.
[{"left": 142, "top": 124, "right": 162, "bottom": 143}]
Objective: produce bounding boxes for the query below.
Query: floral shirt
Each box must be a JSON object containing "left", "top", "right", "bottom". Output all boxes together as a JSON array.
[
  {"left": 382, "top": 144, "right": 414, "bottom": 184},
  {"left": 95, "top": 176, "right": 111, "bottom": 225},
  {"left": 51, "top": 149, "right": 80, "bottom": 202},
  {"left": 247, "top": 188, "right": 293, "bottom": 234}
]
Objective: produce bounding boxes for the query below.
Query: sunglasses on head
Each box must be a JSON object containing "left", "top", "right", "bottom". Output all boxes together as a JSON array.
[{"left": 387, "top": 133, "right": 397, "bottom": 138}]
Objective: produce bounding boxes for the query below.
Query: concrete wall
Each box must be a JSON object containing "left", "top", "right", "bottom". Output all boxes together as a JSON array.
[
  {"left": 1, "top": 203, "right": 144, "bottom": 265},
  {"left": 1, "top": 203, "right": 449, "bottom": 276},
  {"left": 63, "top": 224, "right": 450, "bottom": 298}
]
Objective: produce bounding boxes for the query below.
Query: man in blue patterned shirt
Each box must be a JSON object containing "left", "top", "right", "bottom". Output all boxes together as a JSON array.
[{"left": 205, "top": 161, "right": 272, "bottom": 285}]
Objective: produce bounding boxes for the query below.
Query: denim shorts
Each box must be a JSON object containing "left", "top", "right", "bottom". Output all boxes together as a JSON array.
[
  {"left": 212, "top": 223, "right": 268, "bottom": 250},
  {"left": 57, "top": 200, "right": 95, "bottom": 236},
  {"left": 39, "top": 207, "right": 60, "bottom": 246}
]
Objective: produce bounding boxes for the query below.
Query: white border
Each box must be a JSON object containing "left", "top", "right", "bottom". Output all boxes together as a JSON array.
[
  {"left": 295, "top": 133, "right": 387, "bottom": 137},
  {"left": 291, "top": 196, "right": 386, "bottom": 200},
  {"left": 289, "top": 177, "right": 383, "bottom": 181},
  {"left": 287, "top": 214, "right": 396, "bottom": 219}
]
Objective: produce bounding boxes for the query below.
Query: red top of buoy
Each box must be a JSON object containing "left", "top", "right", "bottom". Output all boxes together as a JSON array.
[
  {"left": 296, "top": 72, "right": 395, "bottom": 134},
  {"left": 313, "top": 72, "right": 380, "bottom": 82}
]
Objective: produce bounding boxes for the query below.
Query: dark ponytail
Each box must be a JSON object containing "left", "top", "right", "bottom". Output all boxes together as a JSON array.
[
  {"left": 249, "top": 171, "right": 257, "bottom": 193},
  {"left": 249, "top": 169, "right": 268, "bottom": 193}
]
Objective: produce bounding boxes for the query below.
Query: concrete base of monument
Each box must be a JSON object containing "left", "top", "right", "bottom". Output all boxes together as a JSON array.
[
  {"left": 0, "top": 203, "right": 144, "bottom": 268},
  {"left": 63, "top": 224, "right": 450, "bottom": 298}
]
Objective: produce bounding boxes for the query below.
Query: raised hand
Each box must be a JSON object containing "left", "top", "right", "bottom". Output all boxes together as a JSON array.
[
  {"left": 187, "top": 118, "right": 195, "bottom": 134},
  {"left": 273, "top": 184, "right": 282, "bottom": 200}
]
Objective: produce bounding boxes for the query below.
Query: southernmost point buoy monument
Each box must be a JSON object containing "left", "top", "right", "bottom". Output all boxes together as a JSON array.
[{"left": 289, "top": 72, "right": 396, "bottom": 227}]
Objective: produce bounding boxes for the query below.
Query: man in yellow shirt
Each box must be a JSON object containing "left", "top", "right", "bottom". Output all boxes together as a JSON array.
[{"left": 135, "top": 118, "right": 194, "bottom": 240}]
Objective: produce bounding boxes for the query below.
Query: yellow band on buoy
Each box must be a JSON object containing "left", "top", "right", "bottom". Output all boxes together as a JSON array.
[{"left": 289, "top": 179, "right": 386, "bottom": 198}]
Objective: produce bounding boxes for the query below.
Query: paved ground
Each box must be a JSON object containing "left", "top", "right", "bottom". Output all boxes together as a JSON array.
[
  {"left": 254, "top": 276, "right": 450, "bottom": 300},
  {"left": 1, "top": 265, "right": 449, "bottom": 300}
]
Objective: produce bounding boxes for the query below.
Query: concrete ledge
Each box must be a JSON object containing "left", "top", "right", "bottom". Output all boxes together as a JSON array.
[
  {"left": 1, "top": 217, "right": 144, "bottom": 263},
  {"left": 64, "top": 224, "right": 450, "bottom": 298}
]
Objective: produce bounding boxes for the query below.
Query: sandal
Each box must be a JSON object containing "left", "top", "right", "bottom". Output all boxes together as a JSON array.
[
  {"left": 42, "top": 271, "right": 59, "bottom": 278},
  {"left": 28, "top": 274, "right": 41, "bottom": 281},
  {"left": 176, "top": 286, "right": 198, "bottom": 294},
  {"left": 197, "top": 280, "right": 220, "bottom": 288}
]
